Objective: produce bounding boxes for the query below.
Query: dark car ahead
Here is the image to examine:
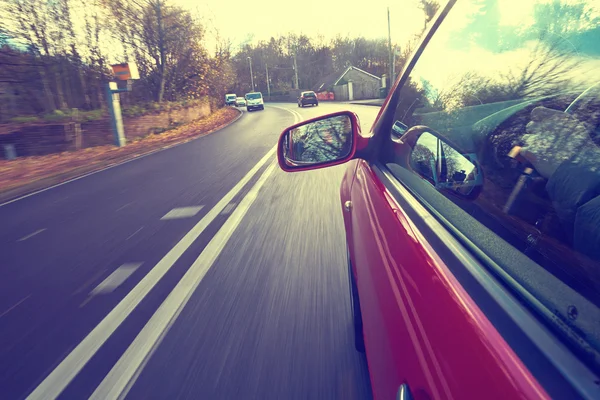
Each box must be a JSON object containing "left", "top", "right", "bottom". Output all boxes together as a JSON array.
[
  {"left": 277, "top": 0, "right": 600, "bottom": 399},
  {"left": 298, "top": 91, "right": 318, "bottom": 107}
]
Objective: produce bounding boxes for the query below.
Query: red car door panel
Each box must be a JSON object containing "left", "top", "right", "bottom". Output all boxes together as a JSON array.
[{"left": 348, "top": 160, "right": 548, "bottom": 400}]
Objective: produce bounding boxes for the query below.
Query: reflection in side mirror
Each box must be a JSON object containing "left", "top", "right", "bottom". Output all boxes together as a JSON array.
[
  {"left": 280, "top": 113, "right": 354, "bottom": 169},
  {"left": 410, "top": 132, "right": 483, "bottom": 199},
  {"left": 392, "top": 121, "right": 408, "bottom": 139}
]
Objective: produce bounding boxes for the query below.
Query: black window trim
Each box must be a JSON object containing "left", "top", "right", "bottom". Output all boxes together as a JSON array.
[
  {"left": 373, "top": 162, "right": 599, "bottom": 399},
  {"left": 372, "top": 0, "right": 456, "bottom": 138}
]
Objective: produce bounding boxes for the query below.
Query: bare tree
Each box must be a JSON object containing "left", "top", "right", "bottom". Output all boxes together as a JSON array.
[
  {"left": 3, "top": 0, "right": 60, "bottom": 111},
  {"left": 103, "top": 0, "right": 208, "bottom": 103},
  {"left": 418, "top": 0, "right": 441, "bottom": 32},
  {"left": 502, "top": 39, "right": 583, "bottom": 99}
]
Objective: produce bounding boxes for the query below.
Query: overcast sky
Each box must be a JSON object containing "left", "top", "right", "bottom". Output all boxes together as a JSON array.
[{"left": 174, "top": 0, "right": 430, "bottom": 51}]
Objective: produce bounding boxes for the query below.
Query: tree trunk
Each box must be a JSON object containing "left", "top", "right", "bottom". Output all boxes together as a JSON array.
[
  {"left": 61, "top": 59, "right": 74, "bottom": 107},
  {"left": 156, "top": 0, "right": 166, "bottom": 103},
  {"left": 38, "top": 63, "right": 57, "bottom": 112},
  {"left": 96, "top": 84, "right": 106, "bottom": 110},
  {"left": 53, "top": 63, "right": 68, "bottom": 109},
  {"left": 78, "top": 67, "right": 91, "bottom": 109}
]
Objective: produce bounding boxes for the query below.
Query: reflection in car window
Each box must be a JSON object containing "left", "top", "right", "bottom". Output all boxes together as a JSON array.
[{"left": 384, "top": 0, "right": 600, "bottom": 370}]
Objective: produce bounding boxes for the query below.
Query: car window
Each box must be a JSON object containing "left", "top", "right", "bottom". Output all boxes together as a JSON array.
[
  {"left": 383, "top": 0, "right": 600, "bottom": 369},
  {"left": 246, "top": 93, "right": 262, "bottom": 100}
]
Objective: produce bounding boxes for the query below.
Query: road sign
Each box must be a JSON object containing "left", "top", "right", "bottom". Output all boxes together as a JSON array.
[{"left": 110, "top": 63, "right": 140, "bottom": 81}]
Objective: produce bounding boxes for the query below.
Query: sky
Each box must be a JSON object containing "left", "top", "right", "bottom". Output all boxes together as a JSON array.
[{"left": 174, "top": 0, "right": 430, "bottom": 52}]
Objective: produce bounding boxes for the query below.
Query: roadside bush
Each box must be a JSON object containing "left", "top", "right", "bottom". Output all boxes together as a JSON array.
[
  {"left": 9, "top": 115, "right": 39, "bottom": 123},
  {"left": 8, "top": 98, "right": 213, "bottom": 126},
  {"left": 123, "top": 105, "right": 147, "bottom": 118},
  {"left": 43, "top": 110, "right": 67, "bottom": 121},
  {"left": 79, "top": 109, "right": 105, "bottom": 122}
]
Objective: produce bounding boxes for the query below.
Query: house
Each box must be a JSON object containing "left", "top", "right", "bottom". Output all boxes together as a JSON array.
[{"left": 312, "top": 66, "right": 382, "bottom": 101}]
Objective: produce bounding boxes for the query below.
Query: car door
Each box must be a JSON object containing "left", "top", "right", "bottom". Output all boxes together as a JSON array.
[
  {"left": 346, "top": 0, "right": 600, "bottom": 399},
  {"left": 349, "top": 159, "right": 549, "bottom": 400}
]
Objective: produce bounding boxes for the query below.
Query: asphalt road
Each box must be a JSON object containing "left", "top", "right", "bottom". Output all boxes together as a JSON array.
[{"left": 0, "top": 102, "right": 380, "bottom": 400}]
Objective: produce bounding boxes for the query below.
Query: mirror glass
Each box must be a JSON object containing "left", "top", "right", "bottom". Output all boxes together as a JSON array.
[
  {"left": 410, "top": 132, "right": 482, "bottom": 198},
  {"left": 392, "top": 120, "right": 408, "bottom": 139},
  {"left": 282, "top": 115, "right": 353, "bottom": 166}
]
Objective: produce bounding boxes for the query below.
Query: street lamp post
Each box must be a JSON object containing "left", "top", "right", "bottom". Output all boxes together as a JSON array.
[
  {"left": 247, "top": 56, "right": 255, "bottom": 92},
  {"left": 265, "top": 64, "right": 271, "bottom": 99}
]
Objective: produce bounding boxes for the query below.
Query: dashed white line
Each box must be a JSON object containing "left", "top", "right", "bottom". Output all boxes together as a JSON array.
[
  {"left": 160, "top": 206, "right": 204, "bottom": 220},
  {"left": 220, "top": 203, "right": 236, "bottom": 215},
  {"left": 25, "top": 105, "right": 303, "bottom": 400},
  {"left": 73, "top": 269, "right": 107, "bottom": 295},
  {"left": 17, "top": 229, "right": 46, "bottom": 242},
  {"left": 25, "top": 146, "right": 278, "bottom": 400},
  {"left": 0, "top": 295, "right": 31, "bottom": 318},
  {"left": 116, "top": 202, "right": 134, "bottom": 212},
  {"left": 126, "top": 227, "right": 144, "bottom": 241},
  {"left": 90, "top": 263, "right": 143, "bottom": 296},
  {"left": 90, "top": 162, "right": 278, "bottom": 400}
]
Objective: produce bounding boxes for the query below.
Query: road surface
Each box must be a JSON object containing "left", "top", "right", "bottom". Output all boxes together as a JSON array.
[{"left": 0, "top": 102, "right": 379, "bottom": 400}]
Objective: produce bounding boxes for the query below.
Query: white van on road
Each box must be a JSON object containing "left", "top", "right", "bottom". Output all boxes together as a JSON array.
[{"left": 245, "top": 92, "right": 264, "bottom": 112}]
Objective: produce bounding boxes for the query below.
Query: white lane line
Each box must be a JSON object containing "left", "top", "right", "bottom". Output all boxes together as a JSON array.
[
  {"left": 220, "top": 202, "right": 236, "bottom": 215},
  {"left": 160, "top": 206, "right": 204, "bottom": 220},
  {"left": 90, "top": 263, "right": 142, "bottom": 296},
  {"left": 25, "top": 146, "right": 278, "bottom": 400},
  {"left": 17, "top": 229, "right": 46, "bottom": 242},
  {"left": 266, "top": 105, "right": 302, "bottom": 123},
  {"left": 90, "top": 162, "right": 278, "bottom": 400},
  {"left": 126, "top": 227, "right": 144, "bottom": 241},
  {"left": 116, "top": 202, "right": 134, "bottom": 212},
  {"left": 0, "top": 294, "right": 31, "bottom": 318},
  {"left": 73, "top": 269, "right": 107, "bottom": 295}
]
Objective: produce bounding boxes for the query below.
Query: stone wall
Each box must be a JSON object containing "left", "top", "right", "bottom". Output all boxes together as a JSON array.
[{"left": 0, "top": 101, "right": 212, "bottom": 159}]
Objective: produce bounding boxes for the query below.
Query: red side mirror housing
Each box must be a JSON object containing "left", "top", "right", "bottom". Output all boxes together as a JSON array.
[{"left": 277, "top": 111, "right": 367, "bottom": 172}]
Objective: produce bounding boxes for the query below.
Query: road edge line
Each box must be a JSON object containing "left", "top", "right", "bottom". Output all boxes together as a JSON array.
[{"left": 0, "top": 108, "right": 243, "bottom": 208}]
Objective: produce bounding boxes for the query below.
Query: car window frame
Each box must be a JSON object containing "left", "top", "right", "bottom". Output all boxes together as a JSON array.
[{"left": 369, "top": 0, "right": 600, "bottom": 396}]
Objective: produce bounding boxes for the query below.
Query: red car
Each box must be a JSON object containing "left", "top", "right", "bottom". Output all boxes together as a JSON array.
[{"left": 277, "top": 0, "right": 600, "bottom": 399}]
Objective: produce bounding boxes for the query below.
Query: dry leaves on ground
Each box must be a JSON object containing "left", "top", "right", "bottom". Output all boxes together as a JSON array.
[{"left": 0, "top": 107, "right": 240, "bottom": 193}]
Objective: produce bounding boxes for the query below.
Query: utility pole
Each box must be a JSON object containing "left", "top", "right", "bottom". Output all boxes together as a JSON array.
[
  {"left": 266, "top": 64, "right": 271, "bottom": 99},
  {"left": 392, "top": 47, "right": 396, "bottom": 82},
  {"left": 293, "top": 52, "right": 299, "bottom": 90},
  {"left": 247, "top": 56, "right": 255, "bottom": 92},
  {"left": 387, "top": 7, "right": 393, "bottom": 90}
]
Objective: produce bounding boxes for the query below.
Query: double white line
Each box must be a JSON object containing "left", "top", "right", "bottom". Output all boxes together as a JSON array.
[{"left": 27, "top": 106, "right": 302, "bottom": 400}]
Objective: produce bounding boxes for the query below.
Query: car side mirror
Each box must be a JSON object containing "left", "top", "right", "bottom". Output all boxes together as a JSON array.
[
  {"left": 277, "top": 111, "right": 361, "bottom": 172},
  {"left": 409, "top": 130, "right": 484, "bottom": 200}
]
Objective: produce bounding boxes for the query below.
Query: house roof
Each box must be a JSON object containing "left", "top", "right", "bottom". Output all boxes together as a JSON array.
[
  {"left": 312, "top": 70, "right": 343, "bottom": 92},
  {"left": 312, "top": 66, "right": 381, "bottom": 92}
]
